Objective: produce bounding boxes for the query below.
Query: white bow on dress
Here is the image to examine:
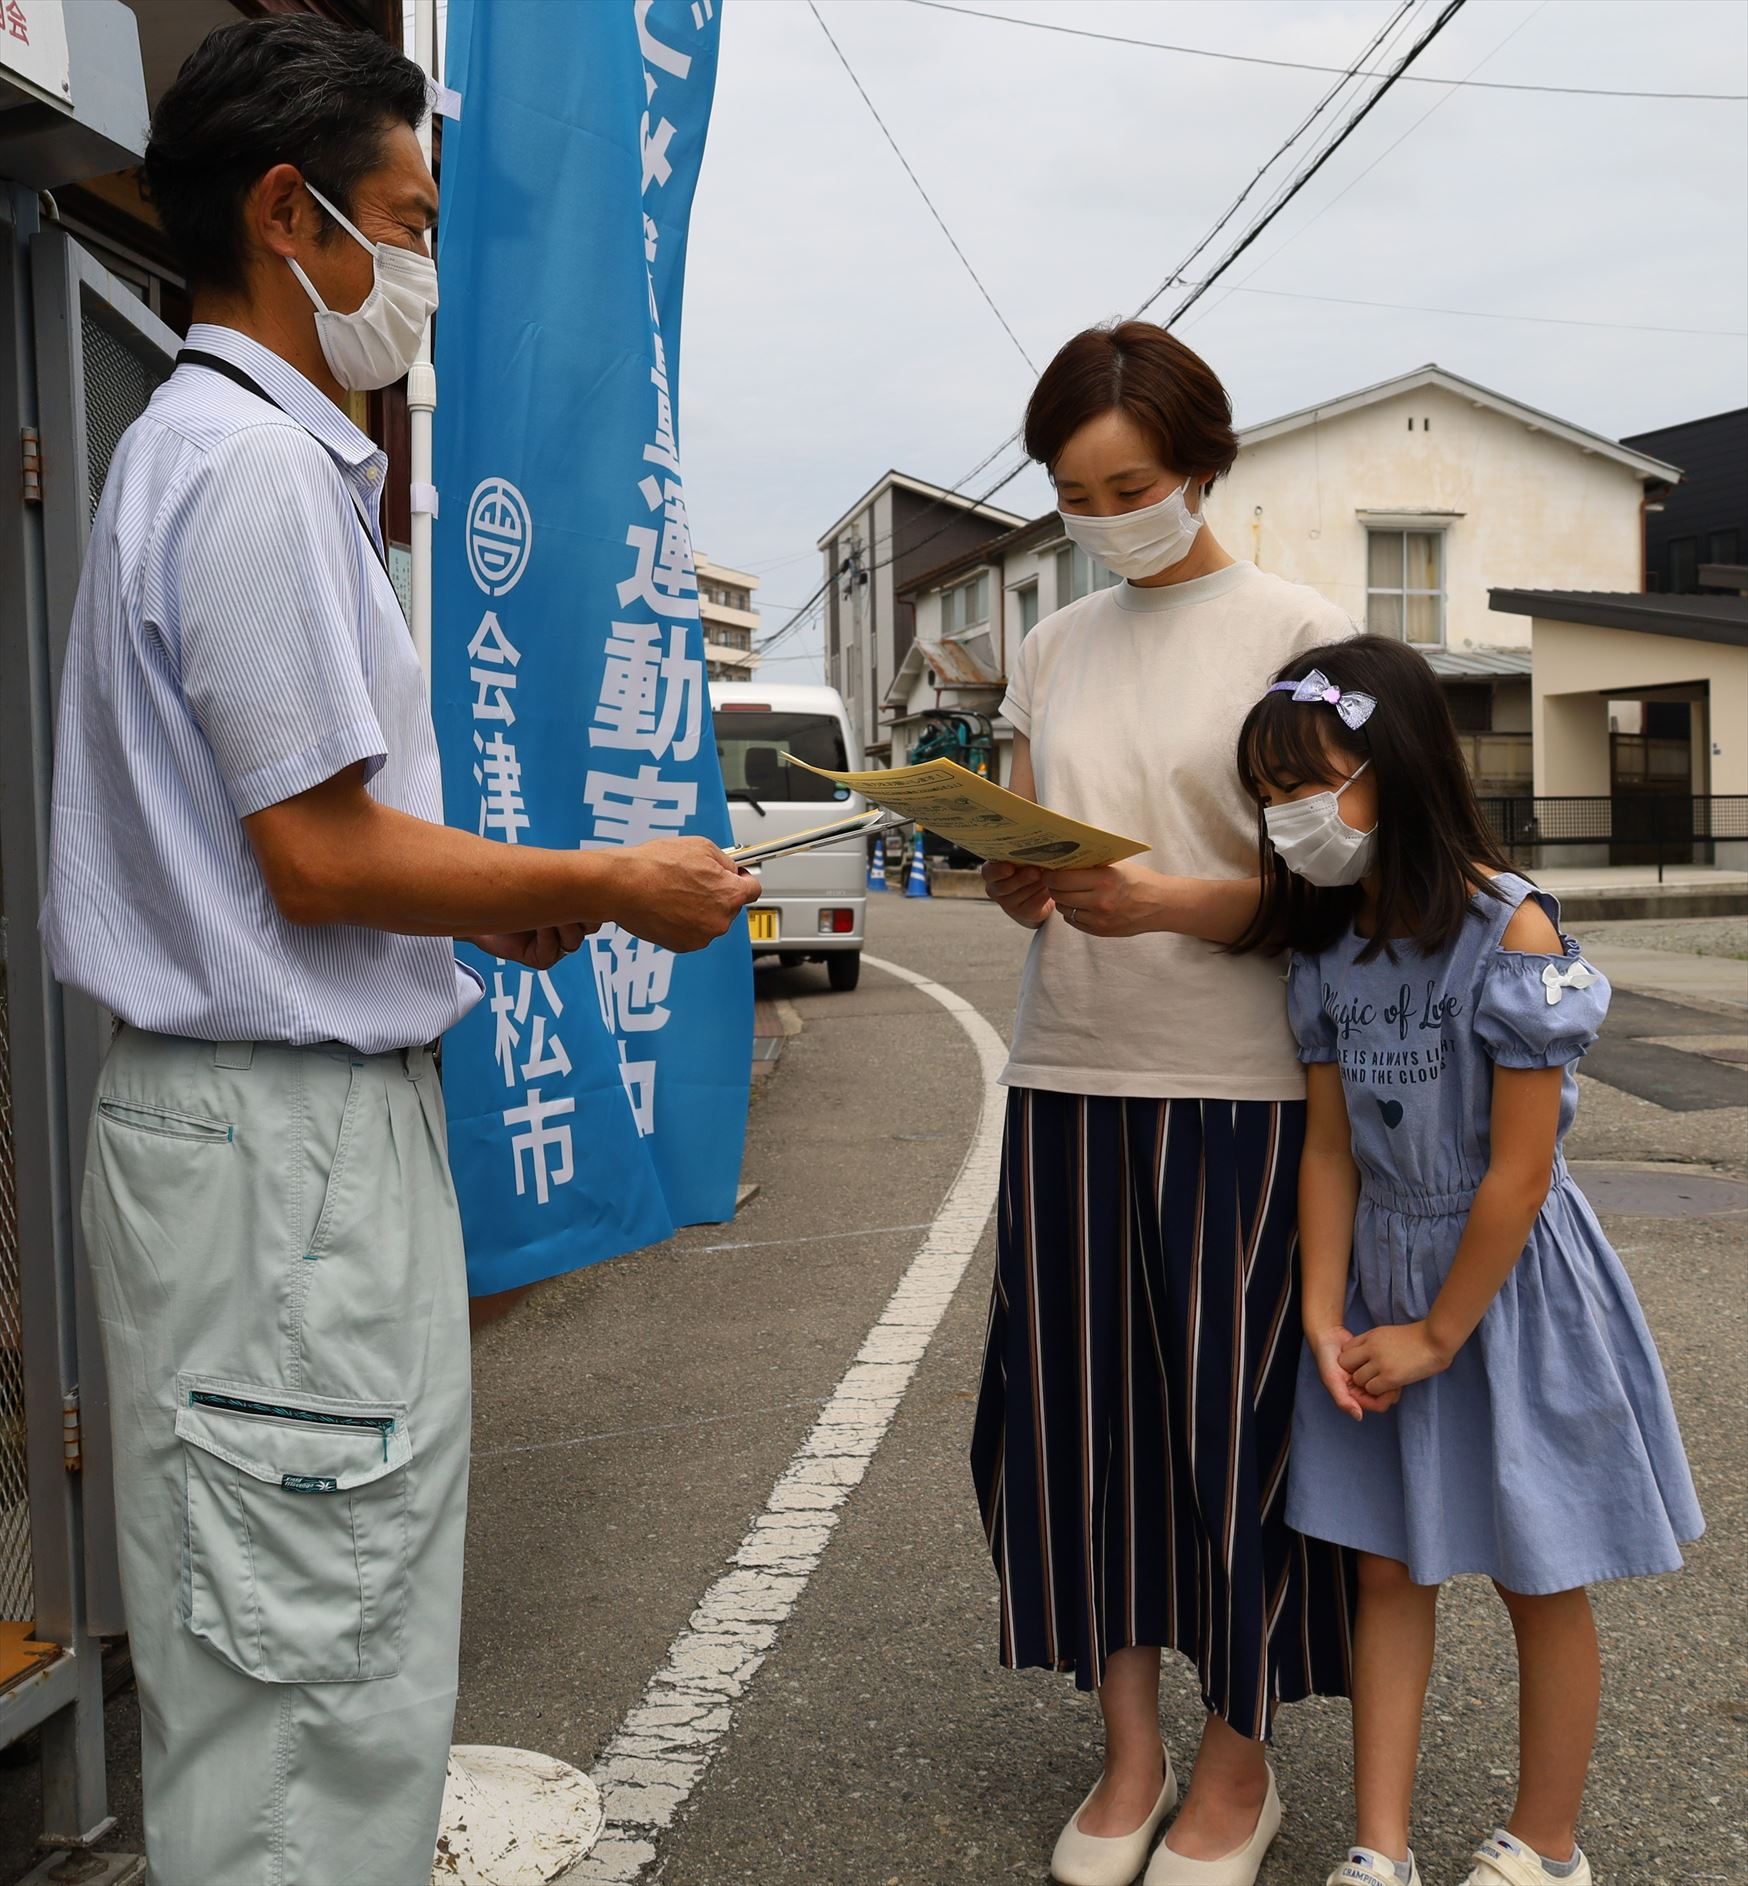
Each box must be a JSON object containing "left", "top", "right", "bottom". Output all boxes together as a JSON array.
[{"left": 1541, "top": 959, "right": 1600, "bottom": 1006}]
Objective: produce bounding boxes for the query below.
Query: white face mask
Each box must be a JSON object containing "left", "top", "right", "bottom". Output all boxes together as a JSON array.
[
  {"left": 287, "top": 182, "right": 438, "bottom": 392},
  {"left": 1264, "top": 760, "right": 1377, "bottom": 888},
  {"left": 1058, "top": 475, "right": 1204, "bottom": 580}
]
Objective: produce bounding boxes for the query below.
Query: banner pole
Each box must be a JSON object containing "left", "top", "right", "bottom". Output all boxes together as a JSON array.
[
  {"left": 408, "top": 0, "right": 438, "bottom": 685},
  {"left": 415, "top": 7, "right": 610, "bottom": 1874}
]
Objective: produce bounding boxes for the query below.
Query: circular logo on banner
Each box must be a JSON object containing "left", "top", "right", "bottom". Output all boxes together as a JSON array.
[{"left": 466, "top": 478, "right": 533, "bottom": 595}]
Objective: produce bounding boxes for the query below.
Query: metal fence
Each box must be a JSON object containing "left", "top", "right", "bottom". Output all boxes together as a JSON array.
[
  {"left": 1476, "top": 793, "right": 1748, "bottom": 881},
  {"left": 0, "top": 872, "right": 28, "bottom": 1627},
  {"left": 0, "top": 205, "right": 178, "bottom": 1855}
]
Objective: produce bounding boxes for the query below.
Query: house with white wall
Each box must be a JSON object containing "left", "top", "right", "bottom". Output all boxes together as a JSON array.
[
  {"left": 1489, "top": 583, "right": 1748, "bottom": 869},
  {"left": 1202, "top": 364, "right": 1684, "bottom": 789},
  {"left": 849, "top": 366, "right": 1687, "bottom": 792}
]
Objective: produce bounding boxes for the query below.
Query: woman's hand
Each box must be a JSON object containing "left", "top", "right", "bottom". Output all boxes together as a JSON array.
[
  {"left": 1042, "top": 860, "right": 1168, "bottom": 938},
  {"left": 983, "top": 860, "right": 1056, "bottom": 929},
  {"left": 1338, "top": 1321, "right": 1453, "bottom": 1398},
  {"left": 1308, "top": 1325, "right": 1401, "bottom": 1420}
]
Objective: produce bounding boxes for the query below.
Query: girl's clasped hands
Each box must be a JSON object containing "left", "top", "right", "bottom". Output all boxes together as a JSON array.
[{"left": 1310, "top": 1319, "right": 1457, "bottom": 1421}]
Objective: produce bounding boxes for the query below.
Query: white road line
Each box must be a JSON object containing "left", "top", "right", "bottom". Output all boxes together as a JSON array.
[{"left": 567, "top": 954, "right": 1008, "bottom": 1883}]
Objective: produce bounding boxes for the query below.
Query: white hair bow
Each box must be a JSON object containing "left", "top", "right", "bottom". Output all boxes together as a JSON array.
[
  {"left": 1542, "top": 959, "right": 1601, "bottom": 1006},
  {"left": 1270, "top": 669, "right": 1378, "bottom": 731}
]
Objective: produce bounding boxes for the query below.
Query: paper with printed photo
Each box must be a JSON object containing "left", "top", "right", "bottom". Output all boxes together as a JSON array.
[{"left": 783, "top": 756, "right": 1147, "bottom": 870}]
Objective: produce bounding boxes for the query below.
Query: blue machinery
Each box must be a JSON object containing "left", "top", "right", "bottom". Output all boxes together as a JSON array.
[{"left": 907, "top": 712, "right": 996, "bottom": 869}]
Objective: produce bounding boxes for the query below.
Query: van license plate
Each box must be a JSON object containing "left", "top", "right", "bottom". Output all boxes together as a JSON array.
[{"left": 747, "top": 909, "right": 778, "bottom": 942}]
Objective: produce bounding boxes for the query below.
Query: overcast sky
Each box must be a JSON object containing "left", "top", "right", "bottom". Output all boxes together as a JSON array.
[{"left": 667, "top": 0, "right": 1747, "bottom": 675}]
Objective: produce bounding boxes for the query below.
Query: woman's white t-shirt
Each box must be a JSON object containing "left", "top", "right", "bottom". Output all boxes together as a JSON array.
[{"left": 1000, "top": 559, "right": 1354, "bottom": 1100}]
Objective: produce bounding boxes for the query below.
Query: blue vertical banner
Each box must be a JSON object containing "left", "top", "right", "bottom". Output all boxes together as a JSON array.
[{"left": 432, "top": 0, "right": 748, "bottom": 1295}]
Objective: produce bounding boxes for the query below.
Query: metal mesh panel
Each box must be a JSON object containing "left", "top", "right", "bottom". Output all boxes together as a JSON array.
[
  {"left": 0, "top": 863, "right": 30, "bottom": 1621},
  {"left": 82, "top": 310, "right": 165, "bottom": 522},
  {"left": 1477, "top": 794, "right": 1748, "bottom": 848}
]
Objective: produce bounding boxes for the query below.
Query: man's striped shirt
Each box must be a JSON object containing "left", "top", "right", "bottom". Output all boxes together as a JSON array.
[{"left": 42, "top": 323, "right": 481, "bottom": 1052}]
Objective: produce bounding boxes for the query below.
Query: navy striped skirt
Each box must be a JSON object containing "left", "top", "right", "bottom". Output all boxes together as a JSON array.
[{"left": 970, "top": 1089, "right": 1355, "bottom": 1740}]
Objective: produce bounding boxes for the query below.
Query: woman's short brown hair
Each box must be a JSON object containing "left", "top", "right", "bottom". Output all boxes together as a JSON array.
[{"left": 1023, "top": 321, "right": 1239, "bottom": 488}]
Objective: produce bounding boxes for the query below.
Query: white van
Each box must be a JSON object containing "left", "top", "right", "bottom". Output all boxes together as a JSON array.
[{"left": 711, "top": 680, "right": 867, "bottom": 991}]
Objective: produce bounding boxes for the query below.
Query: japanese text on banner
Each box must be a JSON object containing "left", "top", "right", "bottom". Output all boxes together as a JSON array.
[
  {"left": 470, "top": 585, "right": 578, "bottom": 1207},
  {"left": 582, "top": 0, "right": 708, "bottom": 1140}
]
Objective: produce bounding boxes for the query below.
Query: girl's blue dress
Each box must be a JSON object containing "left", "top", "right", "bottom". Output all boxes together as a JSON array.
[{"left": 1284, "top": 872, "right": 1703, "bottom": 1591}]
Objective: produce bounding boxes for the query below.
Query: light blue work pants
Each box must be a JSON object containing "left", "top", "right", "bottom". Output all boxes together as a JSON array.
[{"left": 81, "top": 1028, "right": 472, "bottom": 1886}]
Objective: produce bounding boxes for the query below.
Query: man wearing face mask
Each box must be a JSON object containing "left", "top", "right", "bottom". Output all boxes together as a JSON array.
[{"left": 39, "top": 18, "right": 756, "bottom": 1884}]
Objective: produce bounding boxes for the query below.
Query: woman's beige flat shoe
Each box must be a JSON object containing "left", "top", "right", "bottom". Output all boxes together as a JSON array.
[
  {"left": 1141, "top": 1766, "right": 1281, "bottom": 1886},
  {"left": 1051, "top": 1756, "right": 1179, "bottom": 1886}
]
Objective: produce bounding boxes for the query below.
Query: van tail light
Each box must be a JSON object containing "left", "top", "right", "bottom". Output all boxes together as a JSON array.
[{"left": 818, "top": 909, "right": 855, "bottom": 935}]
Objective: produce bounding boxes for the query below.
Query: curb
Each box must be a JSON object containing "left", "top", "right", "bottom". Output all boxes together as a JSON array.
[
  {"left": 1556, "top": 888, "right": 1747, "bottom": 922},
  {"left": 750, "top": 996, "right": 801, "bottom": 1081}
]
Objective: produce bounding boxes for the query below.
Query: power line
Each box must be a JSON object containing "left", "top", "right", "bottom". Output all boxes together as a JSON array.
[
  {"left": 1149, "top": 0, "right": 1473, "bottom": 326},
  {"left": 769, "top": 0, "right": 1471, "bottom": 631},
  {"left": 755, "top": 600, "right": 823, "bottom": 657},
  {"left": 902, "top": 0, "right": 1748, "bottom": 101},
  {"left": 1181, "top": 0, "right": 1548, "bottom": 333},
  {"left": 807, "top": 0, "right": 1037, "bottom": 372},
  {"left": 754, "top": 586, "right": 828, "bottom": 657},
  {"left": 1126, "top": 0, "right": 1428, "bottom": 329},
  {"left": 762, "top": 0, "right": 1515, "bottom": 649},
  {"left": 1211, "top": 282, "right": 1747, "bottom": 339},
  {"left": 878, "top": 0, "right": 1452, "bottom": 537},
  {"left": 1138, "top": 0, "right": 1425, "bottom": 328}
]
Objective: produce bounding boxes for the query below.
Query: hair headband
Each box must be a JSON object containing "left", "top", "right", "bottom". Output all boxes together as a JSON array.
[{"left": 1266, "top": 668, "right": 1377, "bottom": 732}]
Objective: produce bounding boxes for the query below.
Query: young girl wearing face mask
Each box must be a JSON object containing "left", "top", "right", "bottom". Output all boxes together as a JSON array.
[{"left": 1234, "top": 636, "right": 1702, "bottom": 1886}]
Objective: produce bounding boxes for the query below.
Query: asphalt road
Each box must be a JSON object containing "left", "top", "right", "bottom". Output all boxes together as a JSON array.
[{"left": 3, "top": 896, "right": 1742, "bottom": 1886}]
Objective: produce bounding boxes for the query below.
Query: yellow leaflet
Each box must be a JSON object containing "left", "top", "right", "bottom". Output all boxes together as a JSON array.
[{"left": 782, "top": 756, "right": 1146, "bottom": 871}]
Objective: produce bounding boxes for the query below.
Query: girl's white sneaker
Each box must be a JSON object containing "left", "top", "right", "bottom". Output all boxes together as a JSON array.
[
  {"left": 1141, "top": 1766, "right": 1281, "bottom": 1885},
  {"left": 1050, "top": 1757, "right": 1179, "bottom": 1886},
  {"left": 1462, "top": 1829, "right": 1592, "bottom": 1886},
  {"left": 1327, "top": 1849, "right": 1422, "bottom": 1886}
]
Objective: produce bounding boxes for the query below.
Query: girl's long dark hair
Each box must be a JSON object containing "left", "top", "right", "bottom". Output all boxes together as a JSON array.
[{"left": 1232, "top": 635, "right": 1512, "bottom": 962}]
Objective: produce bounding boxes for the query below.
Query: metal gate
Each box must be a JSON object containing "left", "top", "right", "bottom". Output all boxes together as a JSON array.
[{"left": 0, "top": 187, "right": 177, "bottom": 1864}]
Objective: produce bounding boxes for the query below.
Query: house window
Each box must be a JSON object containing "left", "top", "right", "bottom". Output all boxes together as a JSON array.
[
  {"left": 1054, "top": 543, "right": 1122, "bottom": 606},
  {"left": 941, "top": 571, "right": 989, "bottom": 637},
  {"left": 1015, "top": 582, "right": 1040, "bottom": 637},
  {"left": 1366, "top": 529, "right": 1444, "bottom": 644},
  {"left": 1709, "top": 528, "right": 1741, "bottom": 567}
]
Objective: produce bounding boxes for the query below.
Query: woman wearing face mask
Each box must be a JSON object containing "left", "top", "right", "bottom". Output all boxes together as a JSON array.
[{"left": 972, "top": 321, "right": 1359, "bottom": 1886}]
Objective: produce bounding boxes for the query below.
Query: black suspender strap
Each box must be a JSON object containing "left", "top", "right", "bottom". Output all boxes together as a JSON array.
[{"left": 174, "top": 348, "right": 390, "bottom": 577}]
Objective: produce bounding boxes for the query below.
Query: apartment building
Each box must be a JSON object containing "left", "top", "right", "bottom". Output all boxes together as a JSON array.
[{"left": 696, "top": 555, "right": 761, "bottom": 680}]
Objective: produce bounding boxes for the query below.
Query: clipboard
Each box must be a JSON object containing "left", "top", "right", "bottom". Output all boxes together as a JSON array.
[{"left": 728, "top": 807, "right": 912, "bottom": 868}]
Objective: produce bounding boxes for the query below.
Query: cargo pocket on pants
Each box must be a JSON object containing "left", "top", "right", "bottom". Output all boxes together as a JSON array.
[{"left": 175, "top": 1372, "right": 412, "bottom": 1683}]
